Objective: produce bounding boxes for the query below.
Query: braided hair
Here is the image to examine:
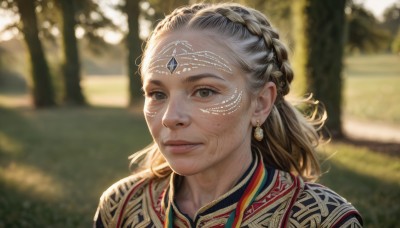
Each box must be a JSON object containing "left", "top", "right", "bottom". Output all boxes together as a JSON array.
[{"left": 135, "top": 3, "right": 326, "bottom": 182}]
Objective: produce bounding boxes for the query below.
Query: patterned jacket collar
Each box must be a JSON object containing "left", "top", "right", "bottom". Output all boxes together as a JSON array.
[
  {"left": 161, "top": 153, "right": 272, "bottom": 226},
  {"left": 95, "top": 154, "right": 363, "bottom": 227}
]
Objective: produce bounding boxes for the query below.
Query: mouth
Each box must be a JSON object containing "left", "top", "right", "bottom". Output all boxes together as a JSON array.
[{"left": 163, "top": 140, "right": 202, "bottom": 154}]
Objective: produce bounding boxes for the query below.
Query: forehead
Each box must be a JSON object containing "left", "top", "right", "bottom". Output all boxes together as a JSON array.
[
  {"left": 143, "top": 30, "right": 237, "bottom": 77},
  {"left": 152, "top": 30, "right": 231, "bottom": 59}
]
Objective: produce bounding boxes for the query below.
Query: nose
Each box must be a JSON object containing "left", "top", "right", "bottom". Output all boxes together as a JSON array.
[{"left": 162, "top": 95, "right": 190, "bottom": 129}]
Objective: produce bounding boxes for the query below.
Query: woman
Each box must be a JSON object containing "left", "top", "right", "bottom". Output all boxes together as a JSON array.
[{"left": 94, "top": 3, "right": 362, "bottom": 227}]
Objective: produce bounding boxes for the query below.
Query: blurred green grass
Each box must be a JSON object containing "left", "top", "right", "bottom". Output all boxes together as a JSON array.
[
  {"left": 319, "top": 143, "right": 400, "bottom": 227},
  {"left": 344, "top": 54, "right": 400, "bottom": 125},
  {"left": 0, "top": 106, "right": 399, "bottom": 227},
  {"left": 0, "top": 106, "right": 152, "bottom": 227},
  {"left": 82, "top": 75, "right": 129, "bottom": 107},
  {"left": 0, "top": 54, "right": 399, "bottom": 227}
]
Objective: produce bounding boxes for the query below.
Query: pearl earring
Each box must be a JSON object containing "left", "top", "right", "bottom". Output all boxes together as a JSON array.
[{"left": 254, "top": 121, "right": 264, "bottom": 141}]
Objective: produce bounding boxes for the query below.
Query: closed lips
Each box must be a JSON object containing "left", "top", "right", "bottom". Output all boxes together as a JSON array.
[{"left": 163, "top": 140, "right": 200, "bottom": 146}]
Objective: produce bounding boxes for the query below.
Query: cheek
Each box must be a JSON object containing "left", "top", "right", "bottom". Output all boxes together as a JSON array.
[
  {"left": 196, "top": 107, "right": 247, "bottom": 137},
  {"left": 199, "top": 89, "right": 243, "bottom": 116},
  {"left": 195, "top": 89, "right": 250, "bottom": 130},
  {"left": 143, "top": 100, "right": 158, "bottom": 118},
  {"left": 143, "top": 99, "right": 165, "bottom": 136},
  {"left": 195, "top": 93, "right": 253, "bottom": 145},
  {"left": 144, "top": 112, "right": 163, "bottom": 139}
]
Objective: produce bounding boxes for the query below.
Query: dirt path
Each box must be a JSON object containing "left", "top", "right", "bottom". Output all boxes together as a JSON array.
[{"left": 343, "top": 117, "right": 400, "bottom": 143}]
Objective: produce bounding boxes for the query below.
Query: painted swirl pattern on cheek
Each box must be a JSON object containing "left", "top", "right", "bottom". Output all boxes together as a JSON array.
[
  {"left": 200, "top": 88, "right": 243, "bottom": 115},
  {"left": 148, "top": 40, "right": 233, "bottom": 75},
  {"left": 144, "top": 109, "right": 157, "bottom": 118}
]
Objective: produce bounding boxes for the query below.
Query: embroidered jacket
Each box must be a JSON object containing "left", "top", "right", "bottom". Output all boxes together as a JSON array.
[{"left": 94, "top": 158, "right": 363, "bottom": 228}]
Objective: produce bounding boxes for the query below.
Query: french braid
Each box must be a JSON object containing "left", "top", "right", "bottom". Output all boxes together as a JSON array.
[{"left": 136, "top": 3, "right": 325, "bottom": 181}]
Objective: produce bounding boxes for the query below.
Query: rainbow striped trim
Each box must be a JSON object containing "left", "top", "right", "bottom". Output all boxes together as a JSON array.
[
  {"left": 164, "top": 201, "right": 174, "bottom": 228},
  {"left": 225, "top": 157, "right": 267, "bottom": 228},
  {"left": 163, "top": 187, "right": 174, "bottom": 228},
  {"left": 163, "top": 156, "right": 267, "bottom": 228}
]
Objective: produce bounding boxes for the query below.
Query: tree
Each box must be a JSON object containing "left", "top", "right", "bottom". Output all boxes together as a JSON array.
[
  {"left": 56, "top": 0, "right": 86, "bottom": 105},
  {"left": 48, "top": 0, "right": 116, "bottom": 105},
  {"left": 346, "top": 4, "right": 391, "bottom": 53},
  {"left": 124, "top": 0, "right": 143, "bottom": 107},
  {"left": 1, "top": 0, "right": 118, "bottom": 106},
  {"left": 382, "top": 4, "right": 400, "bottom": 53},
  {"left": 293, "top": 0, "right": 347, "bottom": 137},
  {"left": 13, "top": 0, "right": 56, "bottom": 107},
  {"left": 382, "top": 4, "right": 400, "bottom": 37}
]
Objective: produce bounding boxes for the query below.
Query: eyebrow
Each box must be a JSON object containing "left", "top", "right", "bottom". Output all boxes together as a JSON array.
[
  {"left": 182, "top": 73, "right": 226, "bottom": 84},
  {"left": 146, "top": 73, "right": 226, "bottom": 87}
]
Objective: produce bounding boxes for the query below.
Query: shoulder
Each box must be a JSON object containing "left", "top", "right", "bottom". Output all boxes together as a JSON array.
[
  {"left": 290, "top": 182, "right": 363, "bottom": 227},
  {"left": 93, "top": 175, "right": 148, "bottom": 227},
  {"left": 100, "top": 175, "right": 148, "bottom": 210},
  {"left": 93, "top": 175, "right": 168, "bottom": 227}
]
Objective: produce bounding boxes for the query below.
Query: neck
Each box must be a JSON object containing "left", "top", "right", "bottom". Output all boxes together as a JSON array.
[{"left": 175, "top": 151, "right": 253, "bottom": 219}]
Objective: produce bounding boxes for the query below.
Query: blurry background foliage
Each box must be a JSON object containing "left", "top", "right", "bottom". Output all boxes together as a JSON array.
[{"left": 0, "top": 0, "right": 399, "bottom": 227}]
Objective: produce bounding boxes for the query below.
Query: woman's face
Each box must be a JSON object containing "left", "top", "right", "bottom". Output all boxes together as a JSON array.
[{"left": 142, "top": 30, "right": 257, "bottom": 176}]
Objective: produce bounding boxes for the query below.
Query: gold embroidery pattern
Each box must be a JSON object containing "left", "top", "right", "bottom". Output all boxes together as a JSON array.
[
  {"left": 96, "top": 176, "right": 161, "bottom": 228},
  {"left": 289, "top": 183, "right": 362, "bottom": 228},
  {"left": 242, "top": 171, "right": 299, "bottom": 227},
  {"left": 94, "top": 170, "right": 362, "bottom": 227},
  {"left": 340, "top": 217, "right": 363, "bottom": 228}
]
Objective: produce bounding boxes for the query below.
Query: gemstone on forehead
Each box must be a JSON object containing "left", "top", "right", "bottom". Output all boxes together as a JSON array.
[
  {"left": 148, "top": 40, "right": 233, "bottom": 75},
  {"left": 166, "top": 57, "right": 178, "bottom": 74}
]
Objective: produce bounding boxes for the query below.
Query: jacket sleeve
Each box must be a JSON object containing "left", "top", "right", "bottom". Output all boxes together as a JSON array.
[
  {"left": 92, "top": 175, "right": 144, "bottom": 228},
  {"left": 290, "top": 183, "right": 363, "bottom": 227}
]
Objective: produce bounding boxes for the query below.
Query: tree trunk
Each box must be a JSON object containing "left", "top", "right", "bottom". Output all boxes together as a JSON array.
[
  {"left": 59, "top": 0, "right": 86, "bottom": 105},
  {"left": 294, "top": 0, "right": 347, "bottom": 137},
  {"left": 125, "top": 0, "right": 143, "bottom": 107},
  {"left": 16, "top": 0, "right": 55, "bottom": 107},
  {"left": 292, "top": 0, "right": 308, "bottom": 95}
]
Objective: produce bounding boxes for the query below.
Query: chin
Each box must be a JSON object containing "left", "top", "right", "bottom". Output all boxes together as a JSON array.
[{"left": 167, "top": 160, "right": 203, "bottom": 176}]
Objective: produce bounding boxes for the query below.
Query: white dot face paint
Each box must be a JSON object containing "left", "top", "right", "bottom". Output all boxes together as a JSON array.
[
  {"left": 200, "top": 88, "right": 243, "bottom": 116},
  {"left": 144, "top": 109, "right": 157, "bottom": 118},
  {"left": 148, "top": 40, "right": 233, "bottom": 75},
  {"left": 144, "top": 98, "right": 158, "bottom": 118}
]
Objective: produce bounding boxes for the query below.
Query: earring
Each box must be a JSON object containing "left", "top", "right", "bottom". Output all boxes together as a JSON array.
[{"left": 254, "top": 121, "right": 264, "bottom": 141}]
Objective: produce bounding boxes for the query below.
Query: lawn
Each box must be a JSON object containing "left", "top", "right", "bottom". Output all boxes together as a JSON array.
[
  {"left": 318, "top": 143, "right": 400, "bottom": 227},
  {"left": 0, "top": 54, "right": 399, "bottom": 227},
  {"left": 0, "top": 106, "right": 152, "bottom": 227},
  {"left": 0, "top": 105, "right": 399, "bottom": 227},
  {"left": 343, "top": 54, "right": 400, "bottom": 125}
]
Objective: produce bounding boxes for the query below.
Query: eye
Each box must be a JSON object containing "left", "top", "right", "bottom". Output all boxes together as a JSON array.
[
  {"left": 194, "top": 88, "right": 216, "bottom": 98},
  {"left": 148, "top": 91, "right": 167, "bottom": 100}
]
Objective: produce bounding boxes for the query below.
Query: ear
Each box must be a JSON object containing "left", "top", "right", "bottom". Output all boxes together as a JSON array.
[{"left": 251, "top": 82, "right": 277, "bottom": 126}]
